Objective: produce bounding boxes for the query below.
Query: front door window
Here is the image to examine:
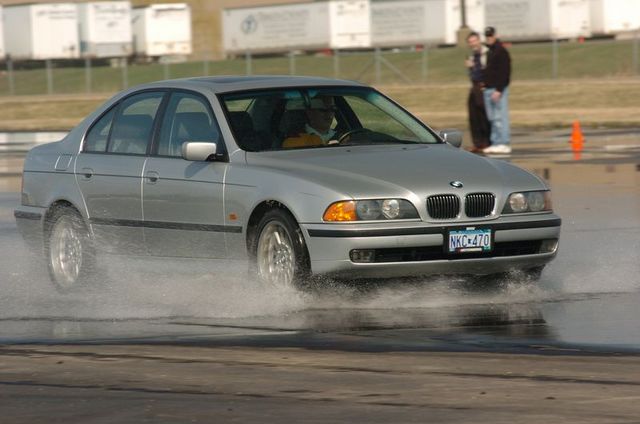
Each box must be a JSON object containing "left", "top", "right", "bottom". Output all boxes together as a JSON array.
[{"left": 157, "top": 93, "right": 219, "bottom": 157}]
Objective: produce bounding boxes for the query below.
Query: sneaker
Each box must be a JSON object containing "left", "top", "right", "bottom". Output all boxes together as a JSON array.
[{"left": 483, "top": 144, "right": 512, "bottom": 154}]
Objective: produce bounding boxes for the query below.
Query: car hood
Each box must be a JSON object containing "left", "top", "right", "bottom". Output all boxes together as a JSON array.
[{"left": 245, "top": 144, "right": 546, "bottom": 199}]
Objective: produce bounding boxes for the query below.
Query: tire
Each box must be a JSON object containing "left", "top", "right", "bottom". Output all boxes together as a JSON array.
[
  {"left": 45, "top": 206, "right": 97, "bottom": 292},
  {"left": 251, "top": 208, "right": 311, "bottom": 290}
]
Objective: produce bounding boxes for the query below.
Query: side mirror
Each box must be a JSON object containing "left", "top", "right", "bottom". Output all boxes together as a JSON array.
[
  {"left": 182, "top": 142, "right": 217, "bottom": 161},
  {"left": 439, "top": 129, "right": 463, "bottom": 148}
]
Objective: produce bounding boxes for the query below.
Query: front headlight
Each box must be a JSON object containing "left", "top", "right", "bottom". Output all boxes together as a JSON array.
[
  {"left": 502, "top": 190, "right": 552, "bottom": 214},
  {"left": 381, "top": 199, "right": 400, "bottom": 219},
  {"left": 323, "top": 199, "right": 419, "bottom": 221},
  {"left": 356, "top": 200, "right": 382, "bottom": 220}
]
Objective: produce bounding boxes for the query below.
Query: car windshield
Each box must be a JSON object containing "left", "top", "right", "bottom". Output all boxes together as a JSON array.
[{"left": 221, "top": 87, "right": 440, "bottom": 152}]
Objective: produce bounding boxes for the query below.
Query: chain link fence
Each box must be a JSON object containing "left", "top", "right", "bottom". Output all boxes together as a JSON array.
[{"left": 1, "top": 37, "right": 639, "bottom": 96}]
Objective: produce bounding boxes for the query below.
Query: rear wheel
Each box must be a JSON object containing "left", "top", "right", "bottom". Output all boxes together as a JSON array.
[
  {"left": 45, "top": 206, "right": 97, "bottom": 292},
  {"left": 252, "top": 209, "right": 311, "bottom": 290}
]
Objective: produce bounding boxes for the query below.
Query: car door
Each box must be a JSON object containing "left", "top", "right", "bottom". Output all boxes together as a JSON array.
[
  {"left": 75, "top": 91, "right": 165, "bottom": 253},
  {"left": 142, "top": 91, "right": 229, "bottom": 258}
]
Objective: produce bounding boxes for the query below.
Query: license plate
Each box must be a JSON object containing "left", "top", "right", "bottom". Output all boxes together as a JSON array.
[{"left": 448, "top": 228, "right": 492, "bottom": 253}]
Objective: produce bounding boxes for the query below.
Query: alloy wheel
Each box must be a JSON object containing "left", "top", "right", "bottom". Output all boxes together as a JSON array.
[
  {"left": 49, "top": 216, "right": 84, "bottom": 290},
  {"left": 256, "top": 221, "right": 296, "bottom": 289}
]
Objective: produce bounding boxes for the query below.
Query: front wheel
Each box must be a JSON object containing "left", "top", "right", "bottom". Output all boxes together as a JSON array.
[
  {"left": 45, "top": 206, "right": 97, "bottom": 292},
  {"left": 253, "top": 209, "right": 311, "bottom": 290}
]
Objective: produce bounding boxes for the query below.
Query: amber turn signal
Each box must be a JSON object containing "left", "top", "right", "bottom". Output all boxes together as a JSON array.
[{"left": 323, "top": 201, "right": 357, "bottom": 221}]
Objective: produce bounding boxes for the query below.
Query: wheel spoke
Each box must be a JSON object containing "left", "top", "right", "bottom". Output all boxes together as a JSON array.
[
  {"left": 257, "top": 221, "right": 296, "bottom": 289},
  {"left": 49, "top": 215, "right": 84, "bottom": 290}
]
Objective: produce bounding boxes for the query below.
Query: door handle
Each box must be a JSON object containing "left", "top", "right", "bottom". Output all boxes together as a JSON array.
[
  {"left": 80, "top": 167, "right": 93, "bottom": 179},
  {"left": 145, "top": 171, "right": 159, "bottom": 183}
]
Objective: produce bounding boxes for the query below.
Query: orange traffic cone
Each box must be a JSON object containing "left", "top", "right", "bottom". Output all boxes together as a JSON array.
[{"left": 570, "top": 120, "right": 584, "bottom": 152}]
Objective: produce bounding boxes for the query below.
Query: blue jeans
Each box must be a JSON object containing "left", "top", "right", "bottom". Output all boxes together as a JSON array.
[{"left": 483, "top": 87, "right": 510, "bottom": 146}]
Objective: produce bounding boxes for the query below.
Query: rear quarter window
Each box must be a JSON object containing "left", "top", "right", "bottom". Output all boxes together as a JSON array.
[{"left": 84, "top": 109, "right": 115, "bottom": 152}]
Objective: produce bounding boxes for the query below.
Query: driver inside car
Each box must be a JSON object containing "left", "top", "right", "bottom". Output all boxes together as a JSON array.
[{"left": 282, "top": 95, "right": 340, "bottom": 148}]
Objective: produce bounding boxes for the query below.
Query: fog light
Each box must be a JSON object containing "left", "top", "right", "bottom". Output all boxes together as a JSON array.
[
  {"left": 350, "top": 249, "right": 376, "bottom": 263},
  {"left": 540, "top": 239, "right": 559, "bottom": 253}
]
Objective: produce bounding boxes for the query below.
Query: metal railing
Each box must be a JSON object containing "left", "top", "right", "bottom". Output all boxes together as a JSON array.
[{"left": 1, "top": 36, "right": 639, "bottom": 96}]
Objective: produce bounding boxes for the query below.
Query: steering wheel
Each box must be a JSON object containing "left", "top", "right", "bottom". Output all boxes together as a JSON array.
[{"left": 337, "top": 128, "right": 370, "bottom": 144}]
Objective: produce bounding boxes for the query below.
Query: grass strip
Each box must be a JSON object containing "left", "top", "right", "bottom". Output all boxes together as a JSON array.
[{"left": 1, "top": 79, "right": 639, "bottom": 132}]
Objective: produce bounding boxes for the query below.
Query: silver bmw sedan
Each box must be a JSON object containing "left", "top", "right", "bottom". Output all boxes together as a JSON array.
[{"left": 14, "top": 76, "right": 561, "bottom": 292}]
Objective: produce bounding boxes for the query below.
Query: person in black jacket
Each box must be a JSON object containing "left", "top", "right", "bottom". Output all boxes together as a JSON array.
[
  {"left": 482, "top": 26, "right": 512, "bottom": 155},
  {"left": 465, "top": 31, "right": 491, "bottom": 153}
]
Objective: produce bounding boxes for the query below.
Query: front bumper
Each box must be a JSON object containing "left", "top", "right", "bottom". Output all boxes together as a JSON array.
[{"left": 302, "top": 214, "right": 561, "bottom": 278}]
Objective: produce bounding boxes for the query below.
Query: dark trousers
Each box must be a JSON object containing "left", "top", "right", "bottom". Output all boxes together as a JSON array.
[{"left": 468, "top": 83, "right": 491, "bottom": 149}]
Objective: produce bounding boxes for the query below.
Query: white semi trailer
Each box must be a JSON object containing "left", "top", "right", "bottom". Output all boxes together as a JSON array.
[
  {"left": 132, "top": 3, "right": 192, "bottom": 57},
  {"left": 329, "top": 0, "right": 371, "bottom": 50},
  {"left": 0, "top": 6, "right": 4, "bottom": 58},
  {"left": 222, "top": 0, "right": 371, "bottom": 55},
  {"left": 0, "top": 7, "right": 4, "bottom": 58},
  {"left": 589, "top": 0, "right": 640, "bottom": 35},
  {"left": 78, "top": 1, "right": 133, "bottom": 58},
  {"left": 485, "top": 0, "right": 591, "bottom": 40},
  {"left": 3, "top": 3, "right": 80, "bottom": 60},
  {"left": 372, "top": 0, "right": 485, "bottom": 46}
]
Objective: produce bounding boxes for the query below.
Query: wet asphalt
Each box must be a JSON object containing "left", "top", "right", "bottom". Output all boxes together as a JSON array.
[{"left": 0, "top": 129, "right": 639, "bottom": 422}]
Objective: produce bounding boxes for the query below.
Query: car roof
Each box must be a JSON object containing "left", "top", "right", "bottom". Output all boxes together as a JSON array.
[{"left": 135, "top": 75, "right": 367, "bottom": 94}]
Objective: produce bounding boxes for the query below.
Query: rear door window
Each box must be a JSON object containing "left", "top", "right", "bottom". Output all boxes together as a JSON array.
[{"left": 107, "top": 92, "right": 164, "bottom": 155}]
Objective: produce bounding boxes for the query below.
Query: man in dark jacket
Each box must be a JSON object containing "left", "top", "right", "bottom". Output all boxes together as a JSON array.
[
  {"left": 482, "top": 26, "right": 512, "bottom": 155},
  {"left": 465, "top": 31, "right": 490, "bottom": 153}
]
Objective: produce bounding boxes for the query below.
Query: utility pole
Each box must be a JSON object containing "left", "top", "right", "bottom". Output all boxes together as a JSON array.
[
  {"left": 456, "top": 0, "right": 471, "bottom": 47},
  {"left": 461, "top": 0, "right": 467, "bottom": 28}
]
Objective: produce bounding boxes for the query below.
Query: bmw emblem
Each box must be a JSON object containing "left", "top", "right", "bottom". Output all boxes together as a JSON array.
[{"left": 450, "top": 181, "right": 464, "bottom": 188}]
